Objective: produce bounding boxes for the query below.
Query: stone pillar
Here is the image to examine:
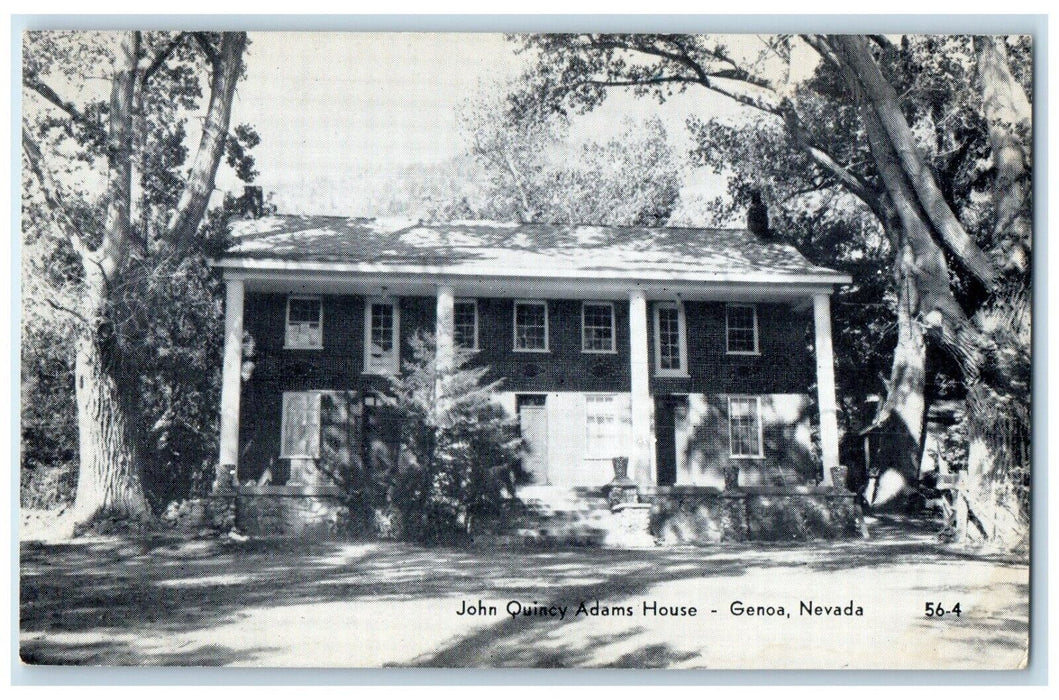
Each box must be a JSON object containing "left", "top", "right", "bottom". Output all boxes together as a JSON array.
[
  {"left": 218, "top": 277, "right": 245, "bottom": 489},
  {"left": 435, "top": 285, "right": 455, "bottom": 396},
  {"left": 628, "top": 288, "right": 654, "bottom": 488},
  {"left": 814, "top": 292, "right": 839, "bottom": 487}
]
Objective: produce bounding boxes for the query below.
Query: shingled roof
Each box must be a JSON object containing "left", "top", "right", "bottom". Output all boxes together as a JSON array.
[{"left": 217, "top": 215, "right": 850, "bottom": 285}]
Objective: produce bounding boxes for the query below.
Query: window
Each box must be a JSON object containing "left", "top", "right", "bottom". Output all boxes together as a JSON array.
[
  {"left": 728, "top": 396, "right": 763, "bottom": 458},
  {"left": 365, "top": 299, "right": 400, "bottom": 374},
  {"left": 453, "top": 299, "right": 478, "bottom": 350},
  {"left": 726, "top": 303, "right": 759, "bottom": 354},
  {"left": 280, "top": 391, "right": 322, "bottom": 458},
  {"left": 585, "top": 394, "right": 632, "bottom": 459},
  {"left": 582, "top": 302, "right": 616, "bottom": 353},
  {"left": 654, "top": 302, "right": 688, "bottom": 376},
  {"left": 514, "top": 301, "right": 548, "bottom": 352},
  {"left": 285, "top": 296, "right": 323, "bottom": 349}
]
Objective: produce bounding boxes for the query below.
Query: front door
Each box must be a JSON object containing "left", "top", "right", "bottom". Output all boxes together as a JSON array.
[
  {"left": 517, "top": 394, "right": 548, "bottom": 485},
  {"left": 655, "top": 396, "right": 687, "bottom": 486}
]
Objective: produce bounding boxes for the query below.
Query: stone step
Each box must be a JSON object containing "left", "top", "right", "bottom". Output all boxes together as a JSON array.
[{"left": 496, "top": 487, "right": 656, "bottom": 548}]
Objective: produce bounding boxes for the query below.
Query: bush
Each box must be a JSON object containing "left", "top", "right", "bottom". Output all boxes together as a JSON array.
[
  {"left": 382, "top": 332, "right": 522, "bottom": 544},
  {"left": 746, "top": 495, "right": 846, "bottom": 541},
  {"left": 20, "top": 460, "right": 77, "bottom": 510}
]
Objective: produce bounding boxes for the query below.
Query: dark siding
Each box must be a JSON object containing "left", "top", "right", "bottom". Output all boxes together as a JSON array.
[
  {"left": 469, "top": 298, "right": 631, "bottom": 393},
  {"left": 649, "top": 301, "right": 814, "bottom": 396},
  {"left": 237, "top": 294, "right": 817, "bottom": 481},
  {"left": 239, "top": 293, "right": 365, "bottom": 481}
]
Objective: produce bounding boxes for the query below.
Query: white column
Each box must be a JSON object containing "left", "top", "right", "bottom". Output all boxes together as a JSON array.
[
  {"left": 629, "top": 289, "right": 654, "bottom": 488},
  {"left": 435, "top": 285, "right": 455, "bottom": 396},
  {"left": 814, "top": 292, "right": 839, "bottom": 487},
  {"left": 218, "top": 277, "right": 245, "bottom": 488}
]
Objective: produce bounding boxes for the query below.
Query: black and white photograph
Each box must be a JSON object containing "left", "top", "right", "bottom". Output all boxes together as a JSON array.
[{"left": 17, "top": 26, "right": 1035, "bottom": 670}]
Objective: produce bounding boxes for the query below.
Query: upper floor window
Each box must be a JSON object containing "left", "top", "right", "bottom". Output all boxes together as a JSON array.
[
  {"left": 654, "top": 302, "right": 688, "bottom": 376},
  {"left": 514, "top": 300, "right": 549, "bottom": 352},
  {"left": 726, "top": 303, "right": 759, "bottom": 355},
  {"left": 280, "top": 391, "right": 322, "bottom": 459},
  {"left": 728, "top": 396, "right": 764, "bottom": 458},
  {"left": 365, "top": 299, "right": 399, "bottom": 374},
  {"left": 453, "top": 299, "right": 478, "bottom": 350},
  {"left": 582, "top": 302, "right": 616, "bottom": 353},
  {"left": 285, "top": 296, "right": 323, "bottom": 349}
]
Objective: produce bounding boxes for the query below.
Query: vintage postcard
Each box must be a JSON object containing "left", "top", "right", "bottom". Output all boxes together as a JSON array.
[{"left": 18, "top": 28, "right": 1033, "bottom": 670}]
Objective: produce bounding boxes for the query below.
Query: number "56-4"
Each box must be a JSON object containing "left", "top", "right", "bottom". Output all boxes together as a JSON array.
[{"left": 925, "top": 602, "right": 962, "bottom": 618}]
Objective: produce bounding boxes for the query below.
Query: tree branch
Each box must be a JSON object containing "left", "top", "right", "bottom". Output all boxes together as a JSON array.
[
  {"left": 192, "top": 32, "right": 219, "bottom": 69},
  {"left": 832, "top": 34, "right": 997, "bottom": 289},
  {"left": 21, "top": 123, "right": 92, "bottom": 263},
  {"left": 42, "top": 295, "right": 90, "bottom": 326},
  {"left": 166, "top": 32, "right": 246, "bottom": 251},
  {"left": 140, "top": 32, "right": 192, "bottom": 85},
  {"left": 22, "top": 75, "right": 106, "bottom": 142}
]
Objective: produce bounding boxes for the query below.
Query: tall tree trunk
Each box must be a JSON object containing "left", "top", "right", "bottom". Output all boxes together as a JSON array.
[
  {"left": 70, "top": 32, "right": 152, "bottom": 524},
  {"left": 952, "top": 37, "right": 1034, "bottom": 548},
  {"left": 71, "top": 278, "right": 150, "bottom": 522},
  {"left": 23, "top": 32, "right": 248, "bottom": 526},
  {"left": 825, "top": 38, "right": 982, "bottom": 506},
  {"left": 975, "top": 35, "right": 1032, "bottom": 273},
  {"left": 863, "top": 206, "right": 929, "bottom": 505}
]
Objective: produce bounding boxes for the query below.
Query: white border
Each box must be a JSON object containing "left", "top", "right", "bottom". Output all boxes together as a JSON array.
[
  {"left": 284, "top": 294, "right": 324, "bottom": 350},
  {"left": 728, "top": 395, "right": 765, "bottom": 460},
  {"left": 513, "top": 299, "right": 549, "bottom": 353},
  {"left": 653, "top": 301, "right": 689, "bottom": 377},
  {"left": 363, "top": 297, "right": 400, "bottom": 374},
  {"left": 581, "top": 301, "right": 617, "bottom": 354},
  {"left": 726, "top": 302, "right": 760, "bottom": 356}
]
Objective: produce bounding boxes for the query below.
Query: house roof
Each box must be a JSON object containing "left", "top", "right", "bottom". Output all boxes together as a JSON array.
[{"left": 216, "top": 215, "right": 852, "bottom": 286}]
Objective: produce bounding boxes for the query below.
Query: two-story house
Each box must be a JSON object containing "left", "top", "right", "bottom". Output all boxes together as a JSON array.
[{"left": 212, "top": 215, "right": 851, "bottom": 533}]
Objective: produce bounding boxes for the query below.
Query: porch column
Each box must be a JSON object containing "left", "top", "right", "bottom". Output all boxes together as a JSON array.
[
  {"left": 629, "top": 288, "right": 654, "bottom": 487},
  {"left": 217, "top": 276, "right": 245, "bottom": 489},
  {"left": 814, "top": 292, "right": 839, "bottom": 486},
  {"left": 435, "top": 285, "right": 455, "bottom": 392}
]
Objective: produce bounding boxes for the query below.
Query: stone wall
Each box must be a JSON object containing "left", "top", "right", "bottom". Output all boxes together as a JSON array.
[
  {"left": 235, "top": 489, "right": 350, "bottom": 537},
  {"left": 650, "top": 486, "right": 861, "bottom": 544}
]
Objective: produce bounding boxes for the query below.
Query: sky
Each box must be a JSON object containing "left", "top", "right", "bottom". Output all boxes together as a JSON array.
[{"left": 221, "top": 32, "right": 751, "bottom": 218}]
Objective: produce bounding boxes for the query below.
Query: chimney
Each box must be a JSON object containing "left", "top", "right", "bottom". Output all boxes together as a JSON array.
[
  {"left": 241, "top": 185, "right": 264, "bottom": 219},
  {"left": 747, "top": 189, "right": 770, "bottom": 238}
]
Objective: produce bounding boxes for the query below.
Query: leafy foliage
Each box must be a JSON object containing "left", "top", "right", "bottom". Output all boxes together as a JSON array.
[
  {"left": 381, "top": 332, "right": 522, "bottom": 544},
  {"left": 21, "top": 31, "right": 254, "bottom": 511},
  {"left": 436, "top": 90, "right": 683, "bottom": 225}
]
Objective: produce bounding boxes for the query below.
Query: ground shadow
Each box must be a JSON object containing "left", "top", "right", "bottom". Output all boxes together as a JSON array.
[{"left": 20, "top": 515, "right": 1028, "bottom": 667}]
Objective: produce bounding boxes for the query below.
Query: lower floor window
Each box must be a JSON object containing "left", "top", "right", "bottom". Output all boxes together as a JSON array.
[
  {"left": 281, "top": 391, "right": 322, "bottom": 458},
  {"left": 728, "top": 396, "right": 763, "bottom": 458},
  {"left": 586, "top": 393, "right": 632, "bottom": 459}
]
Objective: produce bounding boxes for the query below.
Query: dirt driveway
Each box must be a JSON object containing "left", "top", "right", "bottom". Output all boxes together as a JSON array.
[{"left": 20, "top": 517, "right": 1029, "bottom": 669}]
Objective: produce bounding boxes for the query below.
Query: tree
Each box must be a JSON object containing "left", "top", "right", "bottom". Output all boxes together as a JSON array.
[
  {"left": 382, "top": 332, "right": 522, "bottom": 544},
  {"left": 512, "top": 34, "right": 1031, "bottom": 543},
  {"left": 22, "top": 31, "right": 249, "bottom": 525},
  {"left": 438, "top": 91, "right": 683, "bottom": 225}
]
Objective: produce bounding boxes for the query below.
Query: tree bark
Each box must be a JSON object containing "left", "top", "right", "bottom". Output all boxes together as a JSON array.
[
  {"left": 951, "top": 37, "right": 1034, "bottom": 548},
  {"left": 975, "top": 35, "right": 1032, "bottom": 273},
  {"left": 71, "top": 31, "right": 152, "bottom": 523},
  {"left": 832, "top": 35, "right": 997, "bottom": 290},
  {"left": 824, "top": 37, "right": 978, "bottom": 504},
  {"left": 167, "top": 32, "right": 246, "bottom": 250},
  {"left": 834, "top": 47, "right": 983, "bottom": 376},
  {"left": 71, "top": 284, "right": 150, "bottom": 522}
]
